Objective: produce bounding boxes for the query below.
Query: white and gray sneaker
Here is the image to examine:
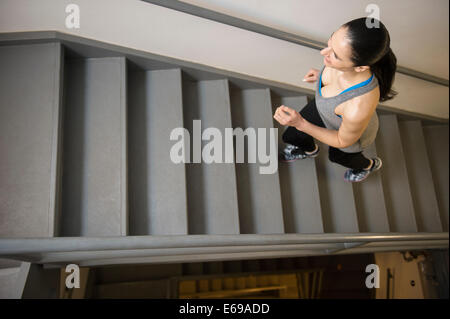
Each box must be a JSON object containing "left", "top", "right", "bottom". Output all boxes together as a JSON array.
[
  {"left": 344, "top": 157, "right": 382, "bottom": 182},
  {"left": 279, "top": 143, "right": 320, "bottom": 162}
]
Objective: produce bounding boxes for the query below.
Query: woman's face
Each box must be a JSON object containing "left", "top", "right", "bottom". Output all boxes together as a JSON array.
[{"left": 320, "top": 27, "right": 355, "bottom": 71}]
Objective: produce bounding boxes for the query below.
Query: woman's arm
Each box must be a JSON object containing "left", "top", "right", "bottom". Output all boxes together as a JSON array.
[
  {"left": 299, "top": 113, "right": 367, "bottom": 148},
  {"left": 274, "top": 98, "right": 376, "bottom": 149}
]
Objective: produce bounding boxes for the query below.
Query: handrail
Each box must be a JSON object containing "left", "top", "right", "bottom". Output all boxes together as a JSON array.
[
  {"left": 12, "top": 240, "right": 444, "bottom": 263},
  {"left": 0, "top": 233, "right": 447, "bottom": 255},
  {"left": 142, "top": 0, "right": 449, "bottom": 87}
]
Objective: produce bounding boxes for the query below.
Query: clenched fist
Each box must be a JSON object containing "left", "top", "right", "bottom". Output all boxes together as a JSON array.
[
  {"left": 273, "top": 105, "right": 307, "bottom": 131},
  {"left": 303, "top": 68, "right": 320, "bottom": 83}
]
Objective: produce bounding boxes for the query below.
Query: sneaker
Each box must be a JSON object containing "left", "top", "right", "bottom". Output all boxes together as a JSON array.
[
  {"left": 279, "top": 143, "right": 320, "bottom": 162},
  {"left": 344, "top": 157, "right": 382, "bottom": 182}
]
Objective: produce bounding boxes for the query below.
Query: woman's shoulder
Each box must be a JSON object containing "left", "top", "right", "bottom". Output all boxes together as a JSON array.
[
  {"left": 344, "top": 86, "right": 380, "bottom": 121},
  {"left": 354, "top": 80, "right": 380, "bottom": 104}
]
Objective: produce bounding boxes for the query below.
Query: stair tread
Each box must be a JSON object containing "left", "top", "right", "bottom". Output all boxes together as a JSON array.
[
  {"left": 230, "top": 88, "right": 284, "bottom": 234},
  {"left": 423, "top": 125, "right": 449, "bottom": 232},
  {"left": 183, "top": 79, "right": 240, "bottom": 235},
  {"left": 376, "top": 114, "right": 417, "bottom": 232},
  {"left": 352, "top": 142, "right": 390, "bottom": 232},
  {"left": 128, "top": 68, "right": 188, "bottom": 235},
  {"left": 0, "top": 43, "right": 63, "bottom": 237},
  {"left": 315, "top": 142, "right": 359, "bottom": 233},
  {"left": 399, "top": 120, "right": 442, "bottom": 232},
  {"left": 275, "top": 96, "right": 324, "bottom": 234},
  {"left": 60, "top": 57, "right": 127, "bottom": 237}
]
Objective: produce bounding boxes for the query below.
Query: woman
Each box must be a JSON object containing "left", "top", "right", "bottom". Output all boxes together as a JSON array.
[{"left": 273, "top": 17, "right": 397, "bottom": 182}]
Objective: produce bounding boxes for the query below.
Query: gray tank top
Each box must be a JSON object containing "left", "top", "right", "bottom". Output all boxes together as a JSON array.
[{"left": 315, "top": 65, "right": 379, "bottom": 153}]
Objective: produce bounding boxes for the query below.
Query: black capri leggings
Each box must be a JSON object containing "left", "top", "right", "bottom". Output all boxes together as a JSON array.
[{"left": 281, "top": 98, "right": 371, "bottom": 170}]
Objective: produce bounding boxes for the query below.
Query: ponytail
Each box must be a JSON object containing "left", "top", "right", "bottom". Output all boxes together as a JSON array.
[
  {"left": 371, "top": 48, "right": 398, "bottom": 102},
  {"left": 342, "top": 17, "right": 398, "bottom": 102}
]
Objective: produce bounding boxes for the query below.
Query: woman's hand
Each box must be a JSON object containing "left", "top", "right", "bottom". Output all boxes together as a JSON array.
[
  {"left": 273, "top": 105, "right": 307, "bottom": 131},
  {"left": 303, "top": 68, "right": 319, "bottom": 83}
]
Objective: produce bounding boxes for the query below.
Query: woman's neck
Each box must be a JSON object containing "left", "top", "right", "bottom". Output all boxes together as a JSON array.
[{"left": 340, "top": 68, "right": 372, "bottom": 83}]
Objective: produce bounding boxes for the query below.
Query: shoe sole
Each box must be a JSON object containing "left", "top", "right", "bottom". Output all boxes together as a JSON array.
[
  {"left": 343, "top": 158, "right": 382, "bottom": 182},
  {"left": 344, "top": 173, "right": 370, "bottom": 183},
  {"left": 279, "top": 153, "right": 319, "bottom": 163},
  {"left": 373, "top": 158, "right": 382, "bottom": 171}
]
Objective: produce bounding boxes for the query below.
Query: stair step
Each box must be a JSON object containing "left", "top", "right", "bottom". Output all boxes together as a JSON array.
[
  {"left": 423, "top": 125, "right": 449, "bottom": 231},
  {"left": 0, "top": 43, "right": 64, "bottom": 237},
  {"left": 315, "top": 142, "right": 359, "bottom": 233},
  {"left": 352, "top": 142, "right": 390, "bottom": 232},
  {"left": 274, "top": 96, "right": 324, "bottom": 234},
  {"left": 399, "top": 121, "right": 442, "bottom": 232},
  {"left": 183, "top": 79, "right": 240, "bottom": 234},
  {"left": 60, "top": 57, "right": 128, "bottom": 236},
  {"left": 375, "top": 115, "right": 417, "bottom": 232},
  {"left": 229, "top": 88, "right": 284, "bottom": 234},
  {"left": 127, "top": 68, "right": 188, "bottom": 235}
]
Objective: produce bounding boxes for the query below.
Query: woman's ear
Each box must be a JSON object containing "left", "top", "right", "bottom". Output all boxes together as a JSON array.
[{"left": 354, "top": 65, "right": 370, "bottom": 73}]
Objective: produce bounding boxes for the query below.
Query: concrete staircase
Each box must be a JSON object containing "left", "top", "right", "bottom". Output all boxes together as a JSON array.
[{"left": 0, "top": 35, "right": 448, "bottom": 296}]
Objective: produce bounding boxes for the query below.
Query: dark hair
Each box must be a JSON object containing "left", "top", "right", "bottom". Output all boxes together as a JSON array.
[{"left": 342, "top": 17, "right": 398, "bottom": 102}]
